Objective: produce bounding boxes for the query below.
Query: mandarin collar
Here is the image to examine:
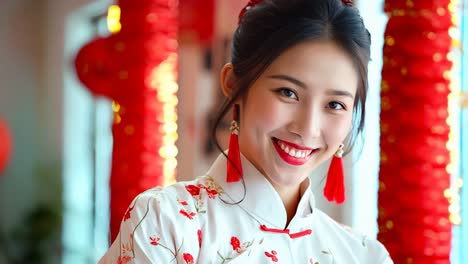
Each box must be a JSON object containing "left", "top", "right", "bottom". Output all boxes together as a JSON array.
[{"left": 206, "top": 152, "right": 316, "bottom": 229}]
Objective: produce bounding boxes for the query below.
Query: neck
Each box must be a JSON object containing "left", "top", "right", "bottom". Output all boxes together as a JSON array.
[{"left": 274, "top": 183, "right": 302, "bottom": 226}]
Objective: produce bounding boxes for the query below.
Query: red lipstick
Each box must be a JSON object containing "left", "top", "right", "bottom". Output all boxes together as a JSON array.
[{"left": 272, "top": 138, "right": 317, "bottom": 166}]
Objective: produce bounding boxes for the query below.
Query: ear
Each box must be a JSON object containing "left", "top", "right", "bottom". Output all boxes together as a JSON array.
[{"left": 220, "top": 63, "right": 237, "bottom": 98}]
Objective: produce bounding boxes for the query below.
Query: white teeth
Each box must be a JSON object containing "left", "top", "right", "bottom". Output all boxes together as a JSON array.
[{"left": 276, "top": 139, "right": 312, "bottom": 159}]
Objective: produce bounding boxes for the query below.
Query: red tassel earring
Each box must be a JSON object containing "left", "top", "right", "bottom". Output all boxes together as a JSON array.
[
  {"left": 226, "top": 104, "right": 243, "bottom": 182},
  {"left": 324, "top": 144, "right": 345, "bottom": 204}
]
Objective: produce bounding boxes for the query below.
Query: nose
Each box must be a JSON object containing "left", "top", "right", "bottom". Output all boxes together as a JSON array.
[{"left": 287, "top": 105, "right": 321, "bottom": 140}]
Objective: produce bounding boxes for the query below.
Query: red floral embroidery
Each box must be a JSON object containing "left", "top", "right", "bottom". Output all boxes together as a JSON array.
[
  {"left": 178, "top": 199, "right": 188, "bottom": 206},
  {"left": 206, "top": 189, "right": 218, "bottom": 199},
  {"left": 121, "top": 241, "right": 132, "bottom": 254},
  {"left": 309, "top": 258, "right": 319, "bottom": 264},
  {"left": 265, "top": 250, "right": 278, "bottom": 262},
  {"left": 123, "top": 205, "right": 134, "bottom": 221},
  {"left": 197, "top": 229, "right": 202, "bottom": 248},
  {"left": 179, "top": 209, "right": 196, "bottom": 219},
  {"left": 231, "top": 236, "right": 241, "bottom": 251},
  {"left": 183, "top": 253, "right": 194, "bottom": 264},
  {"left": 185, "top": 185, "right": 201, "bottom": 196},
  {"left": 150, "top": 236, "right": 160, "bottom": 246},
  {"left": 117, "top": 255, "right": 132, "bottom": 264}
]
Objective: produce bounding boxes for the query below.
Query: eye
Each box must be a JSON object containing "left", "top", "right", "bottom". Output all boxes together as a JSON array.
[
  {"left": 328, "top": 101, "right": 346, "bottom": 110},
  {"left": 276, "top": 88, "right": 298, "bottom": 100}
]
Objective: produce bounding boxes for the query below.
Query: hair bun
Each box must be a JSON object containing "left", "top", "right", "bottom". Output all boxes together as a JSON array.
[
  {"left": 238, "top": 0, "right": 264, "bottom": 24},
  {"left": 341, "top": 0, "right": 353, "bottom": 7},
  {"left": 239, "top": 0, "right": 353, "bottom": 24}
]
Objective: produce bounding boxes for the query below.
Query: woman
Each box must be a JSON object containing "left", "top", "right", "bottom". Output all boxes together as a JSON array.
[{"left": 100, "top": 0, "right": 393, "bottom": 263}]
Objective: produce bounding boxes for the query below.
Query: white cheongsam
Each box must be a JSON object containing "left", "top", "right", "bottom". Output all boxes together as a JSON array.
[{"left": 100, "top": 154, "right": 393, "bottom": 264}]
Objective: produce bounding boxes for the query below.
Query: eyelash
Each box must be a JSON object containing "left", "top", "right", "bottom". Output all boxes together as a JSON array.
[
  {"left": 274, "top": 88, "right": 347, "bottom": 110},
  {"left": 328, "top": 101, "right": 346, "bottom": 111},
  {"left": 275, "top": 88, "right": 298, "bottom": 100}
]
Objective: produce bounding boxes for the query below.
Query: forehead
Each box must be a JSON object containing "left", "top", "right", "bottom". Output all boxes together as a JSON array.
[{"left": 262, "top": 40, "right": 358, "bottom": 93}]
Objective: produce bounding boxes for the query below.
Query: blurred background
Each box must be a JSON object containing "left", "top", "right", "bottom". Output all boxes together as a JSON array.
[{"left": 0, "top": 0, "right": 466, "bottom": 263}]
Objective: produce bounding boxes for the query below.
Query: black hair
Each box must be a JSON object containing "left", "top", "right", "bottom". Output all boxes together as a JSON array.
[{"left": 212, "top": 0, "right": 371, "bottom": 199}]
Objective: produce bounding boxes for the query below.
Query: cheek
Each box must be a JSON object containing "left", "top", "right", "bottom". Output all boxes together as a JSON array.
[
  {"left": 324, "top": 114, "right": 353, "bottom": 144},
  {"left": 244, "top": 97, "right": 288, "bottom": 130}
]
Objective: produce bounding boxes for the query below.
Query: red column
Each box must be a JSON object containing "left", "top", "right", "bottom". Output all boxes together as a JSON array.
[
  {"left": 75, "top": 0, "right": 179, "bottom": 241},
  {"left": 378, "top": 1, "right": 453, "bottom": 263}
]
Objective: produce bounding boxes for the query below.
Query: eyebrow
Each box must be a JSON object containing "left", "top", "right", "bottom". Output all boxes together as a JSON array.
[
  {"left": 267, "top": 74, "right": 355, "bottom": 99},
  {"left": 327, "top": 90, "right": 354, "bottom": 99},
  {"left": 268, "top": 74, "right": 306, "bottom": 88}
]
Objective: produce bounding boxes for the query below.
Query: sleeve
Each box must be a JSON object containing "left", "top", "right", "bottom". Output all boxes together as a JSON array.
[
  {"left": 381, "top": 256, "right": 394, "bottom": 264},
  {"left": 364, "top": 238, "right": 394, "bottom": 264},
  {"left": 99, "top": 187, "right": 201, "bottom": 264}
]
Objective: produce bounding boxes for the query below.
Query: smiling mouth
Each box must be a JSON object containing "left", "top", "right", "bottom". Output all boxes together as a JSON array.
[{"left": 272, "top": 138, "right": 318, "bottom": 166}]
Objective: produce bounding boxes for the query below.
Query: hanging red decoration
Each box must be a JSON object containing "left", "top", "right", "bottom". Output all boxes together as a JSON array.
[
  {"left": 75, "top": 37, "right": 116, "bottom": 98},
  {"left": 179, "top": 0, "right": 214, "bottom": 44},
  {"left": 74, "top": 0, "right": 179, "bottom": 242},
  {"left": 378, "top": 1, "right": 453, "bottom": 263},
  {"left": 0, "top": 116, "right": 12, "bottom": 175}
]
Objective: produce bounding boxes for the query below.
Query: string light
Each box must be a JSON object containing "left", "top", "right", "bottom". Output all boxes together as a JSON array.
[
  {"left": 446, "top": 0, "right": 462, "bottom": 225},
  {"left": 149, "top": 53, "right": 179, "bottom": 186},
  {"left": 112, "top": 101, "right": 122, "bottom": 124},
  {"left": 107, "top": 5, "right": 122, "bottom": 34}
]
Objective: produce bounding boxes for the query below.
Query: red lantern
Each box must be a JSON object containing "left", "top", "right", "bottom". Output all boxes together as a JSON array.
[
  {"left": 179, "top": 0, "right": 214, "bottom": 44},
  {"left": 0, "top": 116, "right": 12, "bottom": 175},
  {"left": 74, "top": 37, "right": 117, "bottom": 98}
]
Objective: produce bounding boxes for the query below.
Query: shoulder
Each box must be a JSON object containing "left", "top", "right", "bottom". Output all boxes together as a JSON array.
[
  {"left": 100, "top": 178, "right": 220, "bottom": 263},
  {"left": 313, "top": 209, "right": 392, "bottom": 263},
  {"left": 125, "top": 175, "right": 224, "bottom": 222}
]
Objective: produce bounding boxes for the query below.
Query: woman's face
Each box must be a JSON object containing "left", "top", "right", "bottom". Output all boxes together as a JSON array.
[{"left": 238, "top": 40, "right": 358, "bottom": 188}]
